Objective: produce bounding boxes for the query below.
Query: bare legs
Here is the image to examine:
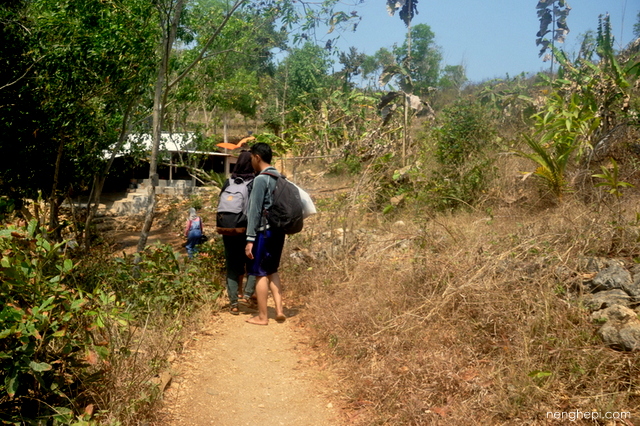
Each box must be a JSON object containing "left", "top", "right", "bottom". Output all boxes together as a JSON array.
[
  {"left": 269, "top": 273, "right": 286, "bottom": 322},
  {"left": 246, "top": 272, "right": 285, "bottom": 325},
  {"left": 246, "top": 276, "right": 269, "bottom": 325}
]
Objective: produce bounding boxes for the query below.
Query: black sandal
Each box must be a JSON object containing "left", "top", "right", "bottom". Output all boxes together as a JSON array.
[
  {"left": 230, "top": 305, "right": 239, "bottom": 315},
  {"left": 243, "top": 297, "right": 257, "bottom": 309}
]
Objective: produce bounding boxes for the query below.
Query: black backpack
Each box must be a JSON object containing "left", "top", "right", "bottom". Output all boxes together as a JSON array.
[{"left": 262, "top": 171, "right": 304, "bottom": 234}]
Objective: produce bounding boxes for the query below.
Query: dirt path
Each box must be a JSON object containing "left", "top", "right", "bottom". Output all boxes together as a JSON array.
[
  {"left": 158, "top": 300, "right": 343, "bottom": 426},
  {"left": 103, "top": 171, "right": 351, "bottom": 425}
]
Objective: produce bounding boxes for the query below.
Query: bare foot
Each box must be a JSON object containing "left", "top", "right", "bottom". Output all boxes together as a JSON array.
[
  {"left": 246, "top": 316, "right": 268, "bottom": 326},
  {"left": 275, "top": 314, "right": 286, "bottom": 323}
]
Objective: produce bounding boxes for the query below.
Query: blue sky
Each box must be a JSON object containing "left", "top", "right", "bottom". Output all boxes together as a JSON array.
[{"left": 324, "top": 0, "right": 638, "bottom": 83}]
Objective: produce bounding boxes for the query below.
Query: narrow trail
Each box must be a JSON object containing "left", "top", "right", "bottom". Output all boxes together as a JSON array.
[
  {"left": 158, "top": 299, "right": 344, "bottom": 426},
  {"left": 101, "top": 169, "right": 351, "bottom": 424}
]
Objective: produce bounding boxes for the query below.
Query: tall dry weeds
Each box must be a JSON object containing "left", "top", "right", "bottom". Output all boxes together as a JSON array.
[{"left": 284, "top": 166, "right": 640, "bottom": 425}]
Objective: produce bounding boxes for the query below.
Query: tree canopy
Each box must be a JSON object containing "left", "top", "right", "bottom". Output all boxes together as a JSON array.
[{"left": 394, "top": 23, "right": 442, "bottom": 95}]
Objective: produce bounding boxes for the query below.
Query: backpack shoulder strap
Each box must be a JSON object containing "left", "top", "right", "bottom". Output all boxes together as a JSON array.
[{"left": 261, "top": 171, "right": 280, "bottom": 179}]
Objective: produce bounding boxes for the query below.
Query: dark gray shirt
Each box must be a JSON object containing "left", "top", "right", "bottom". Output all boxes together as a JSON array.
[{"left": 246, "top": 166, "right": 279, "bottom": 242}]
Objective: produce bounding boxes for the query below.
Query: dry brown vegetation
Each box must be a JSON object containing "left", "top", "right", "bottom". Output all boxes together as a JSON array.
[
  {"left": 281, "top": 153, "right": 640, "bottom": 425},
  {"left": 69, "top": 191, "right": 228, "bottom": 424}
]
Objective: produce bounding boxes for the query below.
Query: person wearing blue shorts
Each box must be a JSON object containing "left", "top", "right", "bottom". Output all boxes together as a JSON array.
[{"left": 244, "top": 142, "right": 287, "bottom": 325}]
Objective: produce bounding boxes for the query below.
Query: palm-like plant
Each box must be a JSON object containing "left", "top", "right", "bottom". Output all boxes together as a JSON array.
[
  {"left": 517, "top": 91, "right": 598, "bottom": 198},
  {"left": 518, "top": 134, "right": 576, "bottom": 198},
  {"left": 519, "top": 13, "right": 639, "bottom": 200}
]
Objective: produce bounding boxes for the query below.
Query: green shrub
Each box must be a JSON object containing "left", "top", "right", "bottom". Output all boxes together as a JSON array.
[
  {"left": 189, "top": 194, "right": 203, "bottom": 210},
  {"left": 102, "top": 243, "right": 224, "bottom": 319},
  {"left": 0, "top": 220, "right": 226, "bottom": 424},
  {"left": 209, "top": 172, "right": 227, "bottom": 188},
  {"left": 420, "top": 160, "right": 495, "bottom": 211},
  {"left": 329, "top": 154, "right": 362, "bottom": 175},
  {"left": 0, "top": 196, "right": 16, "bottom": 222},
  {"left": 417, "top": 99, "right": 497, "bottom": 211},
  {"left": 434, "top": 99, "right": 496, "bottom": 167},
  {"left": 0, "top": 221, "right": 128, "bottom": 424}
]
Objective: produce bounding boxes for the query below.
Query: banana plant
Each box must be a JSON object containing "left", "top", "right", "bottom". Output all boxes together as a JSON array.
[
  {"left": 534, "top": 91, "right": 600, "bottom": 161},
  {"left": 541, "top": 15, "right": 640, "bottom": 138},
  {"left": 377, "top": 59, "right": 420, "bottom": 166}
]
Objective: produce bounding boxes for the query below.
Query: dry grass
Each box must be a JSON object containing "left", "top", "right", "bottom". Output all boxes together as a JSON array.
[
  {"left": 78, "top": 189, "right": 226, "bottom": 424},
  {"left": 79, "top": 303, "right": 218, "bottom": 424},
  {"left": 283, "top": 163, "right": 640, "bottom": 425}
]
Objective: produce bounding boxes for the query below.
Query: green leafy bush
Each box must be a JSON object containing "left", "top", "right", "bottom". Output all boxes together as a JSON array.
[
  {"left": 0, "top": 220, "right": 226, "bottom": 424},
  {"left": 418, "top": 100, "right": 497, "bottom": 211},
  {"left": 0, "top": 221, "right": 128, "bottom": 424},
  {"left": 420, "top": 161, "right": 494, "bottom": 211},
  {"left": 329, "top": 154, "right": 362, "bottom": 175},
  {"left": 434, "top": 99, "right": 496, "bottom": 167},
  {"left": 0, "top": 196, "right": 16, "bottom": 222},
  {"left": 102, "top": 243, "right": 225, "bottom": 319}
]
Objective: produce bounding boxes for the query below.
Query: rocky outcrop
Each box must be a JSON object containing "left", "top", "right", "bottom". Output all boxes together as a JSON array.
[
  {"left": 591, "top": 305, "right": 640, "bottom": 351},
  {"left": 583, "top": 289, "right": 632, "bottom": 311},
  {"left": 587, "top": 261, "right": 633, "bottom": 293},
  {"left": 580, "top": 257, "right": 640, "bottom": 351}
]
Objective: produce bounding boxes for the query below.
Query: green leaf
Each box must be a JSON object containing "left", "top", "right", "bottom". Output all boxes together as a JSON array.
[
  {"left": 94, "top": 315, "right": 105, "bottom": 328},
  {"left": 52, "top": 406, "right": 73, "bottom": 424},
  {"left": 38, "top": 296, "right": 56, "bottom": 313},
  {"left": 29, "top": 361, "right": 53, "bottom": 372},
  {"left": 5, "top": 373, "right": 18, "bottom": 397},
  {"left": 27, "top": 220, "right": 37, "bottom": 237},
  {"left": 528, "top": 370, "right": 552, "bottom": 379},
  {"left": 210, "top": 289, "right": 222, "bottom": 300},
  {"left": 63, "top": 258, "right": 73, "bottom": 273},
  {"left": 94, "top": 345, "right": 109, "bottom": 360},
  {"left": 70, "top": 298, "right": 87, "bottom": 311}
]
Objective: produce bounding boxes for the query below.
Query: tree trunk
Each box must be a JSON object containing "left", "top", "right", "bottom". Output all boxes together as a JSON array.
[
  {"left": 223, "top": 112, "right": 230, "bottom": 175},
  {"left": 403, "top": 93, "right": 408, "bottom": 167},
  {"left": 137, "top": 0, "right": 245, "bottom": 252},
  {"left": 137, "top": 0, "right": 186, "bottom": 252},
  {"left": 403, "top": 1, "right": 412, "bottom": 168},
  {"left": 48, "top": 137, "right": 65, "bottom": 240},
  {"left": 83, "top": 102, "right": 135, "bottom": 249}
]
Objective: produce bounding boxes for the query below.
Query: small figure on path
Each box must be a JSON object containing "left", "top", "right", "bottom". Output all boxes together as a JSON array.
[
  {"left": 184, "top": 207, "right": 203, "bottom": 259},
  {"left": 244, "top": 142, "right": 287, "bottom": 325}
]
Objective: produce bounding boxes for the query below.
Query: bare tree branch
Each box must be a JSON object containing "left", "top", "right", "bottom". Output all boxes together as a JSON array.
[
  {"left": 0, "top": 58, "right": 41, "bottom": 92},
  {"left": 167, "top": 0, "right": 246, "bottom": 90}
]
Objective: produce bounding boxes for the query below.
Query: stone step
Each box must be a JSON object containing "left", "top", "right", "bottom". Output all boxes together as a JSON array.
[{"left": 112, "top": 193, "right": 150, "bottom": 215}]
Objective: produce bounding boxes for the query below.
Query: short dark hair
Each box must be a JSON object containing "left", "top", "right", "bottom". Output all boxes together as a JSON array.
[{"left": 250, "top": 142, "right": 272, "bottom": 164}]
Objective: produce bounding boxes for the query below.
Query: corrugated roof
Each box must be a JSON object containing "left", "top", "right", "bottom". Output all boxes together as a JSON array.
[{"left": 104, "top": 132, "right": 229, "bottom": 159}]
